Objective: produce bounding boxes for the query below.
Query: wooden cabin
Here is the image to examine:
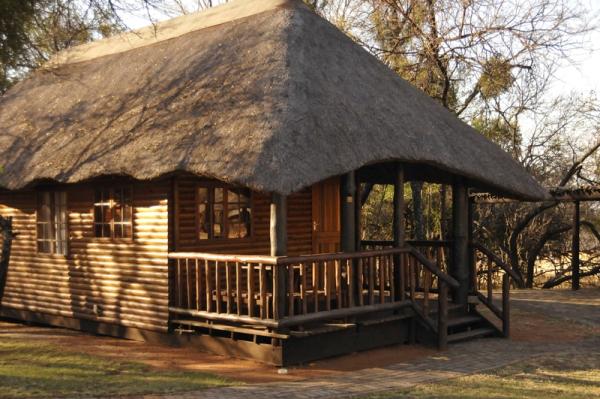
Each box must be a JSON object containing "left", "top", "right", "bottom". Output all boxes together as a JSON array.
[{"left": 0, "top": 0, "right": 548, "bottom": 365}]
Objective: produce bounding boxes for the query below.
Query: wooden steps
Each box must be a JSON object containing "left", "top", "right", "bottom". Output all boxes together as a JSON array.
[{"left": 448, "top": 327, "right": 496, "bottom": 343}]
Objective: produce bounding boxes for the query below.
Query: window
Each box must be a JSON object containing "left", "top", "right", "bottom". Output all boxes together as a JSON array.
[
  {"left": 197, "top": 185, "right": 252, "bottom": 240},
  {"left": 94, "top": 187, "right": 133, "bottom": 239},
  {"left": 37, "top": 191, "right": 68, "bottom": 255}
]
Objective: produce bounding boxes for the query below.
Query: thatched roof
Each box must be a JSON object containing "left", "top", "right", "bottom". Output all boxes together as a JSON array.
[{"left": 0, "top": 0, "right": 547, "bottom": 200}]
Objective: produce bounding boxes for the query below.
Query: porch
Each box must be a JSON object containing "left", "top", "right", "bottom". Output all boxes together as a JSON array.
[{"left": 166, "top": 163, "right": 521, "bottom": 365}]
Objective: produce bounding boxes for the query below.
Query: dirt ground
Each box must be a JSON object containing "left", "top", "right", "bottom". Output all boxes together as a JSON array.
[{"left": 1, "top": 288, "right": 597, "bottom": 384}]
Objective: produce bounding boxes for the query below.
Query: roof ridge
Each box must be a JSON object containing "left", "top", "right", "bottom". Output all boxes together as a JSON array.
[{"left": 45, "top": 0, "right": 303, "bottom": 67}]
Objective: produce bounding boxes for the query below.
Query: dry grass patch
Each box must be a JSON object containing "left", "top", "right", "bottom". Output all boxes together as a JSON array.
[
  {"left": 365, "top": 352, "right": 600, "bottom": 399},
  {"left": 0, "top": 337, "right": 234, "bottom": 398}
]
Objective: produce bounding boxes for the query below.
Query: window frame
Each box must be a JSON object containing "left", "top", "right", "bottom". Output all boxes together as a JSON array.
[
  {"left": 36, "top": 190, "right": 69, "bottom": 256},
  {"left": 93, "top": 186, "right": 134, "bottom": 241},
  {"left": 195, "top": 182, "right": 253, "bottom": 242}
]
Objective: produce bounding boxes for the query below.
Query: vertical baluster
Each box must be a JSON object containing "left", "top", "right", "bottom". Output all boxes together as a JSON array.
[
  {"left": 273, "top": 264, "right": 279, "bottom": 319},
  {"left": 236, "top": 262, "right": 242, "bottom": 315},
  {"left": 176, "top": 259, "right": 182, "bottom": 308},
  {"left": 389, "top": 255, "right": 396, "bottom": 302},
  {"left": 301, "top": 262, "right": 308, "bottom": 315},
  {"left": 205, "top": 260, "right": 212, "bottom": 312},
  {"left": 399, "top": 253, "right": 406, "bottom": 300},
  {"left": 409, "top": 255, "right": 416, "bottom": 301},
  {"left": 225, "top": 261, "right": 232, "bottom": 314},
  {"left": 368, "top": 256, "right": 375, "bottom": 305},
  {"left": 325, "top": 261, "right": 331, "bottom": 311},
  {"left": 357, "top": 258, "right": 364, "bottom": 306},
  {"left": 195, "top": 259, "right": 200, "bottom": 311},
  {"left": 487, "top": 257, "right": 493, "bottom": 304},
  {"left": 215, "top": 261, "right": 222, "bottom": 313},
  {"left": 423, "top": 268, "right": 431, "bottom": 315},
  {"left": 186, "top": 258, "right": 191, "bottom": 309},
  {"left": 248, "top": 263, "right": 255, "bottom": 317},
  {"left": 347, "top": 258, "right": 354, "bottom": 307},
  {"left": 313, "top": 261, "right": 319, "bottom": 313},
  {"left": 259, "top": 263, "right": 266, "bottom": 319},
  {"left": 335, "top": 259, "right": 342, "bottom": 308},
  {"left": 288, "top": 263, "right": 295, "bottom": 316},
  {"left": 379, "top": 255, "right": 385, "bottom": 303}
]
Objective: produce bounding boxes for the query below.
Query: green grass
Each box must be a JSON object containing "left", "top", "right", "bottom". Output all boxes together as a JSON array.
[
  {"left": 365, "top": 352, "right": 600, "bottom": 399},
  {"left": 0, "top": 337, "right": 234, "bottom": 398}
]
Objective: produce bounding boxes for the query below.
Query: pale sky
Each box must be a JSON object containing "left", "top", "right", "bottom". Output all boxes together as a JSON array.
[{"left": 549, "top": 0, "right": 600, "bottom": 97}]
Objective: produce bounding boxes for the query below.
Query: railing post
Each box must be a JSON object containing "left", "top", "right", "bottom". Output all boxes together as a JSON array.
[
  {"left": 451, "top": 179, "right": 469, "bottom": 306},
  {"left": 502, "top": 273, "right": 510, "bottom": 337},
  {"left": 438, "top": 281, "right": 448, "bottom": 350},
  {"left": 271, "top": 193, "right": 288, "bottom": 320},
  {"left": 393, "top": 164, "right": 405, "bottom": 301}
]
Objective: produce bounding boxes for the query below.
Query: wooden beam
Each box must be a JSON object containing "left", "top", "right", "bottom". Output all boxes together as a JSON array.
[
  {"left": 393, "top": 164, "right": 405, "bottom": 247},
  {"left": 572, "top": 200, "right": 581, "bottom": 290},
  {"left": 270, "top": 193, "right": 287, "bottom": 320},
  {"left": 270, "top": 193, "right": 288, "bottom": 257},
  {"left": 452, "top": 179, "right": 469, "bottom": 305},
  {"left": 340, "top": 172, "right": 356, "bottom": 252},
  {"left": 393, "top": 164, "right": 405, "bottom": 301}
]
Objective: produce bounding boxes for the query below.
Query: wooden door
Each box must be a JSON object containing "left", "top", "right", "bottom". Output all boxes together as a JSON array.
[{"left": 312, "top": 177, "right": 340, "bottom": 254}]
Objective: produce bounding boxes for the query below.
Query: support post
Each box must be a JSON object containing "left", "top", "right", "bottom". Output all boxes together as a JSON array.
[
  {"left": 451, "top": 179, "right": 469, "bottom": 305},
  {"left": 393, "top": 164, "right": 405, "bottom": 301},
  {"left": 271, "top": 193, "right": 287, "bottom": 320},
  {"left": 340, "top": 172, "right": 356, "bottom": 253},
  {"left": 502, "top": 273, "right": 510, "bottom": 337},
  {"left": 572, "top": 200, "right": 581, "bottom": 291},
  {"left": 437, "top": 281, "right": 448, "bottom": 350},
  {"left": 354, "top": 174, "right": 362, "bottom": 250},
  {"left": 467, "top": 196, "right": 475, "bottom": 294}
]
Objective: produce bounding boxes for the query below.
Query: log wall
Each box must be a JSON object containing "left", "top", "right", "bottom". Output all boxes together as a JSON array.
[{"left": 0, "top": 180, "right": 170, "bottom": 333}]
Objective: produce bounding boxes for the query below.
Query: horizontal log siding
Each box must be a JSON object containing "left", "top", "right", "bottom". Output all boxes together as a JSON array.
[
  {"left": 175, "top": 177, "right": 312, "bottom": 256},
  {"left": 0, "top": 181, "right": 169, "bottom": 333}
]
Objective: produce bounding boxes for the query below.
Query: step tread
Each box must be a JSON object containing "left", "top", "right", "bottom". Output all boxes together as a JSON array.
[
  {"left": 448, "top": 327, "right": 496, "bottom": 342},
  {"left": 447, "top": 315, "right": 482, "bottom": 327}
]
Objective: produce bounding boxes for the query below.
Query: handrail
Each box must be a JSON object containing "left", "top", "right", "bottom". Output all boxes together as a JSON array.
[
  {"left": 360, "top": 239, "right": 452, "bottom": 248},
  {"left": 408, "top": 247, "right": 459, "bottom": 289},
  {"left": 408, "top": 240, "right": 452, "bottom": 248},
  {"left": 471, "top": 241, "right": 513, "bottom": 337},
  {"left": 168, "top": 252, "right": 278, "bottom": 264},
  {"left": 471, "top": 242, "right": 522, "bottom": 285},
  {"left": 277, "top": 247, "right": 410, "bottom": 265}
]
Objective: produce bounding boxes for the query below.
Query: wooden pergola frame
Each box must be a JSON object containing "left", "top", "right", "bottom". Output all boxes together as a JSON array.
[{"left": 471, "top": 185, "right": 600, "bottom": 290}]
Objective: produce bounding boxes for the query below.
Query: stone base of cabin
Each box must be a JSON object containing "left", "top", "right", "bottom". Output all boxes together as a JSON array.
[{"left": 1, "top": 305, "right": 418, "bottom": 366}]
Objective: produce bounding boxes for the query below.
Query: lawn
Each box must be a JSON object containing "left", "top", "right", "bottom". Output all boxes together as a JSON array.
[
  {"left": 0, "top": 337, "right": 234, "bottom": 398},
  {"left": 365, "top": 352, "right": 600, "bottom": 399}
]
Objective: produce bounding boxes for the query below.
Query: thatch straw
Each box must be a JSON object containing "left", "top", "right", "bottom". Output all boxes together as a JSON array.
[{"left": 0, "top": 0, "right": 548, "bottom": 200}]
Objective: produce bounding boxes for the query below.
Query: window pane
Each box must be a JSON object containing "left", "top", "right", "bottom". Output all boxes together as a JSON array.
[
  {"left": 94, "top": 224, "right": 103, "bottom": 237},
  {"left": 213, "top": 203, "right": 223, "bottom": 238},
  {"left": 103, "top": 206, "right": 112, "bottom": 224},
  {"left": 214, "top": 187, "right": 224, "bottom": 203},
  {"left": 123, "top": 224, "right": 132, "bottom": 239},
  {"left": 114, "top": 224, "right": 123, "bottom": 238},
  {"left": 198, "top": 203, "right": 208, "bottom": 240},
  {"left": 102, "top": 224, "right": 111, "bottom": 238}
]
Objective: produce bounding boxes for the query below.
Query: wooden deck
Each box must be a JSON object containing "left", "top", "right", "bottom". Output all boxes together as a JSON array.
[{"left": 166, "top": 242, "right": 516, "bottom": 365}]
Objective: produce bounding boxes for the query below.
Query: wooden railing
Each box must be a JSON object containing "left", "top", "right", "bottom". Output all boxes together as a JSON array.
[
  {"left": 471, "top": 242, "right": 522, "bottom": 337},
  {"left": 362, "top": 240, "right": 451, "bottom": 276},
  {"left": 168, "top": 246, "right": 458, "bottom": 348}
]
